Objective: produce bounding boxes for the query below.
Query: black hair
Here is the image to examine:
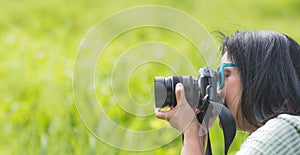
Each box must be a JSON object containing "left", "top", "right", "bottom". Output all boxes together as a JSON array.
[{"left": 221, "top": 30, "right": 300, "bottom": 128}]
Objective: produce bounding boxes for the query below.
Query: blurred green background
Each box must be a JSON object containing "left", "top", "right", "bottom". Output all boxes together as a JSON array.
[{"left": 1, "top": 0, "right": 300, "bottom": 154}]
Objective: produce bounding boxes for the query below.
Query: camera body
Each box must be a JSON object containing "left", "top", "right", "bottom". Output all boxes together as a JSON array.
[{"left": 154, "top": 67, "right": 218, "bottom": 110}]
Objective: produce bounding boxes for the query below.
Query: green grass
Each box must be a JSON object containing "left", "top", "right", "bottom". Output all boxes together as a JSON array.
[{"left": 1, "top": 0, "right": 300, "bottom": 154}]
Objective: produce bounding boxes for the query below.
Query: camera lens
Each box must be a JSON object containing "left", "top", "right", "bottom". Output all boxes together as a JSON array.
[
  {"left": 154, "top": 76, "right": 200, "bottom": 109},
  {"left": 154, "top": 77, "right": 174, "bottom": 108}
]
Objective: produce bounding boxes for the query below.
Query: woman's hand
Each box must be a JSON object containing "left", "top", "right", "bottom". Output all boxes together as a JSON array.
[
  {"left": 155, "top": 83, "right": 206, "bottom": 155},
  {"left": 155, "top": 83, "right": 197, "bottom": 132}
]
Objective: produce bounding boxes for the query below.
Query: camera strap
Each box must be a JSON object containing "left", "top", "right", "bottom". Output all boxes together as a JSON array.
[{"left": 205, "top": 101, "right": 236, "bottom": 155}]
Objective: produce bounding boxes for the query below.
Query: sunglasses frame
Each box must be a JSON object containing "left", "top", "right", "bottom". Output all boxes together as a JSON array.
[{"left": 217, "top": 63, "right": 238, "bottom": 89}]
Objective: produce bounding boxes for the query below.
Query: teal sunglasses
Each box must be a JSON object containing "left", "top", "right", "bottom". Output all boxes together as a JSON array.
[{"left": 217, "top": 63, "right": 238, "bottom": 89}]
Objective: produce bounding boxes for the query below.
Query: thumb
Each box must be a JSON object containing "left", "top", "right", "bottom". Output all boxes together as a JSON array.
[{"left": 175, "top": 83, "right": 185, "bottom": 105}]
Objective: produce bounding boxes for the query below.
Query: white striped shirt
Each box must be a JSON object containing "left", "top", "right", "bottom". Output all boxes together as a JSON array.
[{"left": 236, "top": 114, "right": 300, "bottom": 155}]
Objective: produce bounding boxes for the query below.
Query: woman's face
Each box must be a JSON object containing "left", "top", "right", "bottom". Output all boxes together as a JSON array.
[{"left": 219, "top": 53, "right": 243, "bottom": 130}]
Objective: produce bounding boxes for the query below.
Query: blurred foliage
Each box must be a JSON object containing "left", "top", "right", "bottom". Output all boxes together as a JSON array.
[{"left": 1, "top": 0, "right": 300, "bottom": 154}]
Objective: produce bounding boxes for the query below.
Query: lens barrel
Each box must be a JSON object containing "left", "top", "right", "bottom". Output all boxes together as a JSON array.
[{"left": 154, "top": 76, "right": 200, "bottom": 109}]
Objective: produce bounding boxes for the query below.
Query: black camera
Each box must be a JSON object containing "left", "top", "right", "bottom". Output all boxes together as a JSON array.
[
  {"left": 154, "top": 67, "right": 218, "bottom": 110},
  {"left": 154, "top": 67, "right": 237, "bottom": 154}
]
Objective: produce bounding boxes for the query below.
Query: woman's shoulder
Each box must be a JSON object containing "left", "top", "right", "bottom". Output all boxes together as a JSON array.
[
  {"left": 236, "top": 114, "right": 300, "bottom": 155},
  {"left": 276, "top": 114, "right": 300, "bottom": 129}
]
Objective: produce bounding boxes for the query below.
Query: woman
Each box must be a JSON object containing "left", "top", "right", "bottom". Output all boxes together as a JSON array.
[{"left": 156, "top": 30, "right": 300, "bottom": 154}]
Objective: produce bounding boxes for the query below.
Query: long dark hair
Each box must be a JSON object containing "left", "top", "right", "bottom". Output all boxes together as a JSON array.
[{"left": 221, "top": 30, "right": 300, "bottom": 128}]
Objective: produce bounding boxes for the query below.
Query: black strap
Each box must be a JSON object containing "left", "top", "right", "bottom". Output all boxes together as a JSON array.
[
  {"left": 205, "top": 132, "right": 212, "bottom": 155},
  {"left": 181, "top": 101, "right": 236, "bottom": 155},
  {"left": 205, "top": 102, "right": 236, "bottom": 155}
]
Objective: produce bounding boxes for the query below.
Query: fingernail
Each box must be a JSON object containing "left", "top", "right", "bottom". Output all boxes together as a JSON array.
[{"left": 176, "top": 83, "right": 182, "bottom": 87}]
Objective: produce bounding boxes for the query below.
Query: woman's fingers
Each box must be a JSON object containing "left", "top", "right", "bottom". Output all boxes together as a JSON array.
[
  {"left": 175, "top": 83, "right": 185, "bottom": 106},
  {"left": 155, "top": 83, "right": 198, "bottom": 132},
  {"left": 155, "top": 108, "right": 162, "bottom": 118},
  {"left": 155, "top": 108, "right": 167, "bottom": 120}
]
